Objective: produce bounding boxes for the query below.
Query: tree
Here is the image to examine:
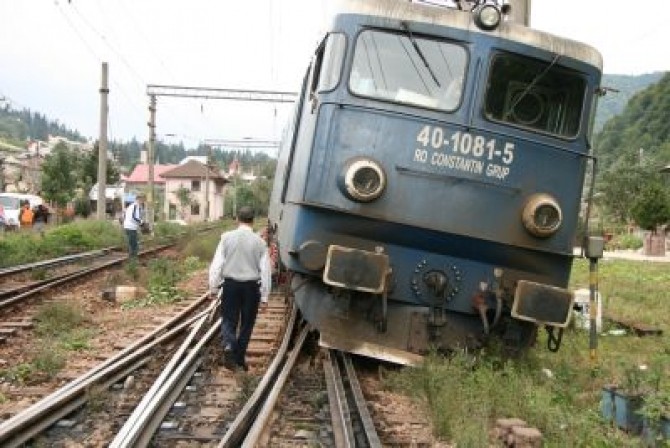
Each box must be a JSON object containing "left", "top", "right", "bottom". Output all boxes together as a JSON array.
[
  {"left": 175, "top": 186, "right": 191, "bottom": 220},
  {"left": 80, "top": 143, "right": 120, "bottom": 190},
  {"left": 630, "top": 182, "right": 670, "bottom": 232},
  {"left": 41, "top": 143, "right": 76, "bottom": 207},
  {"left": 599, "top": 157, "right": 649, "bottom": 223}
]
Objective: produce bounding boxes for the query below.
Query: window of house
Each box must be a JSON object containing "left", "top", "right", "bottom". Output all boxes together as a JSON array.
[
  {"left": 191, "top": 202, "right": 200, "bottom": 215},
  {"left": 191, "top": 180, "right": 201, "bottom": 192}
]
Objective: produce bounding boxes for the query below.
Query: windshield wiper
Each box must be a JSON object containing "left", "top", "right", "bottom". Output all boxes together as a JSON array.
[{"left": 401, "top": 21, "right": 441, "bottom": 88}]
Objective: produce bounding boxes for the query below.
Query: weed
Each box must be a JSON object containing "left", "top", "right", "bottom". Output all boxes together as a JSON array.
[
  {"left": 59, "top": 328, "right": 94, "bottom": 351},
  {"left": 183, "top": 255, "right": 206, "bottom": 273},
  {"left": 30, "top": 268, "right": 49, "bottom": 281},
  {"left": 34, "top": 302, "right": 88, "bottom": 338},
  {"left": 124, "top": 258, "right": 140, "bottom": 281},
  {"left": 238, "top": 373, "right": 259, "bottom": 403},
  {"left": 148, "top": 258, "right": 181, "bottom": 288},
  {"left": 85, "top": 385, "right": 109, "bottom": 414},
  {"left": 181, "top": 232, "right": 223, "bottom": 262},
  {"left": 31, "top": 345, "right": 65, "bottom": 379},
  {"left": 121, "top": 285, "right": 184, "bottom": 309},
  {"left": 0, "top": 363, "right": 34, "bottom": 384}
]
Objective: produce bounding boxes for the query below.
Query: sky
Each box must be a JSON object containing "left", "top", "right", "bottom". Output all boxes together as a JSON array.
[{"left": 0, "top": 0, "right": 668, "bottom": 149}]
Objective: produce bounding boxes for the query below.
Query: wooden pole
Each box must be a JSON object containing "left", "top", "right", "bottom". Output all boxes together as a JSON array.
[{"left": 96, "top": 62, "right": 109, "bottom": 220}]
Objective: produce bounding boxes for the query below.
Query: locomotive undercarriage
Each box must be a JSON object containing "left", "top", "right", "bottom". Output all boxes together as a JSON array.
[{"left": 291, "top": 273, "right": 537, "bottom": 365}]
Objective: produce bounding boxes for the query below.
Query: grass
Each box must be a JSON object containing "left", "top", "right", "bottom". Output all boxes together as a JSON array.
[
  {"left": 0, "top": 219, "right": 206, "bottom": 269},
  {"left": 0, "top": 302, "right": 94, "bottom": 384},
  {"left": 385, "top": 258, "right": 670, "bottom": 447},
  {"left": 0, "top": 220, "right": 125, "bottom": 268}
]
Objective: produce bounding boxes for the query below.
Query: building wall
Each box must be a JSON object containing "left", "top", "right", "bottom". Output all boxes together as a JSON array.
[{"left": 163, "top": 178, "right": 224, "bottom": 222}]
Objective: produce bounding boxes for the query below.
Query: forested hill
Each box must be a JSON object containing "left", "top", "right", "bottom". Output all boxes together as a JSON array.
[
  {"left": 595, "top": 72, "right": 664, "bottom": 133},
  {"left": 0, "top": 106, "right": 84, "bottom": 148},
  {"left": 594, "top": 72, "right": 670, "bottom": 171}
]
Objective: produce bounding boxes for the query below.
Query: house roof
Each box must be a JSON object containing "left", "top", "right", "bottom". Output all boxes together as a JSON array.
[
  {"left": 160, "top": 160, "right": 227, "bottom": 180},
  {"left": 126, "top": 164, "right": 178, "bottom": 184}
]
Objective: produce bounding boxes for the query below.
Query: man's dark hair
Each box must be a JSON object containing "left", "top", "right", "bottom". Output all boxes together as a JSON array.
[{"left": 237, "top": 206, "right": 255, "bottom": 223}]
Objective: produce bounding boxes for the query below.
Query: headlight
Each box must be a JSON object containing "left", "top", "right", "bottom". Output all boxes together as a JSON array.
[
  {"left": 341, "top": 158, "right": 386, "bottom": 202},
  {"left": 522, "top": 194, "right": 562, "bottom": 238},
  {"left": 474, "top": 4, "right": 502, "bottom": 30}
]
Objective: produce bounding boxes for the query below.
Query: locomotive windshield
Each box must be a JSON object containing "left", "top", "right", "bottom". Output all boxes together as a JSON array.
[
  {"left": 350, "top": 29, "right": 467, "bottom": 111},
  {"left": 484, "top": 52, "right": 586, "bottom": 138}
]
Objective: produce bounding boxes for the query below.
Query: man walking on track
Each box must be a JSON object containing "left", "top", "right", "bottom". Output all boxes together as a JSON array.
[{"left": 209, "top": 206, "right": 271, "bottom": 372}]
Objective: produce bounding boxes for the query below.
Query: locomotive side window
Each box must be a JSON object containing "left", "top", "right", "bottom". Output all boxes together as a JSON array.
[
  {"left": 317, "top": 33, "right": 346, "bottom": 93},
  {"left": 350, "top": 30, "right": 467, "bottom": 111},
  {"left": 484, "top": 53, "right": 586, "bottom": 138}
]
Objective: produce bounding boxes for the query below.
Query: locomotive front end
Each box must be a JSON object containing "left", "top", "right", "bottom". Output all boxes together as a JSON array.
[{"left": 271, "top": 1, "right": 602, "bottom": 364}]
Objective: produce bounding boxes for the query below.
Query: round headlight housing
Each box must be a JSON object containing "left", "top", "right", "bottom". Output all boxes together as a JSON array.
[
  {"left": 341, "top": 158, "right": 386, "bottom": 202},
  {"left": 474, "top": 4, "right": 502, "bottom": 30},
  {"left": 522, "top": 193, "right": 562, "bottom": 238}
]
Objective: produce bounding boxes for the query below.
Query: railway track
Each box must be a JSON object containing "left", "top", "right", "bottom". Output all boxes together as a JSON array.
[{"left": 0, "top": 283, "right": 441, "bottom": 446}]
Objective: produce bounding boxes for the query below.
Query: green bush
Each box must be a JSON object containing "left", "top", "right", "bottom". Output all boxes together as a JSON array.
[{"left": 606, "top": 233, "right": 643, "bottom": 251}]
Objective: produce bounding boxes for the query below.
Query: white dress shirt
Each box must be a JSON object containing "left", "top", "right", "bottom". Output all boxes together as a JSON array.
[{"left": 208, "top": 223, "right": 271, "bottom": 302}]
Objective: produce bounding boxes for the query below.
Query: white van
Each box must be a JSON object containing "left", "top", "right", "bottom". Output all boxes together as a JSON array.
[{"left": 0, "top": 193, "right": 44, "bottom": 228}]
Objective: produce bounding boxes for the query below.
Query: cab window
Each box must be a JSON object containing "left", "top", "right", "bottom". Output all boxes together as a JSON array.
[
  {"left": 350, "top": 29, "right": 467, "bottom": 111},
  {"left": 484, "top": 53, "right": 586, "bottom": 138}
]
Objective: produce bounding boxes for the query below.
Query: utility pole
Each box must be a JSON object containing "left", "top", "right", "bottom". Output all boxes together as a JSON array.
[
  {"left": 147, "top": 94, "right": 156, "bottom": 228},
  {"left": 509, "top": 0, "right": 531, "bottom": 26},
  {"left": 97, "top": 62, "right": 109, "bottom": 220},
  {"left": 204, "top": 144, "right": 211, "bottom": 222}
]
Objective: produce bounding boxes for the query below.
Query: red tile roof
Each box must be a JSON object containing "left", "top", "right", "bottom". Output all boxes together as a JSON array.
[{"left": 126, "top": 164, "right": 178, "bottom": 184}]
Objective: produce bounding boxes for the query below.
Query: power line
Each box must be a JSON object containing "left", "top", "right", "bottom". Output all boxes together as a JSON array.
[{"left": 146, "top": 85, "right": 298, "bottom": 103}]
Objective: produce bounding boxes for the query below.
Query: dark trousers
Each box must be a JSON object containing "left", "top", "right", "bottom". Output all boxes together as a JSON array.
[
  {"left": 220, "top": 279, "right": 261, "bottom": 365},
  {"left": 125, "top": 229, "right": 138, "bottom": 257}
]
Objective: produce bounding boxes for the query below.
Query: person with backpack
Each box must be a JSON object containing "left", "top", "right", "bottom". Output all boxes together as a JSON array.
[{"left": 122, "top": 193, "right": 146, "bottom": 258}]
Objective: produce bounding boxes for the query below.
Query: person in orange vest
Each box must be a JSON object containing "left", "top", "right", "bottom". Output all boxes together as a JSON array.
[{"left": 19, "top": 202, "right": 34, "bottom": 228}]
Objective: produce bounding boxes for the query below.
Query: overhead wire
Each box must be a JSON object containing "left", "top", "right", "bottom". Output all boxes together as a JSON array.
[
  {"left": 116, "top": 0, "right": 204, "bottom": 140},
  {"left": 54, "top": 0, "right": 146, "bottom": 136}
]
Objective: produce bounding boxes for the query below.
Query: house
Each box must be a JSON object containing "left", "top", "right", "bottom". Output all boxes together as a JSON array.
[
  {"left": 125, "top": 163, "right": 178, "bottom": 200},
  {"left": 89, "top": 181, "right": 125, "bottom": 216},
  {"left": 160, "top": 160, "right": 228, "bottom": 222},
  {"left": 0, "top": 154, "right": 42, "bottom": 193}
]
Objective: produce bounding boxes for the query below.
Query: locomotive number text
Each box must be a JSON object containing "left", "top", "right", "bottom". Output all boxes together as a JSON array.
[{"left": 413, "top": 125, "right": 514, "bottom": 180}]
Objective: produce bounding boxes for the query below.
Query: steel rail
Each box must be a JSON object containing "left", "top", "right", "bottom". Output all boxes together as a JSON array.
[
  {"left": 218, "top": 304, "right": 298, "bottom": 448},
  {"left": 342, "top": 352, "right": 383, "bottom": 447},
  {"left": 240, "top": 324, "right": 310, "bottom": 447},
  {"left": 0, "top": 244, "right": 172, "bottom": 311},
  {"left": 325, "top": 349, "right": 357, "bottom": 447},
  {"left": 0, "top": 295, "right": 212, "bottom": 446},
  {"left": 0, "top": 247, "right": 116, "bottom": 277},
  {"left": 110, "top": 312, "right": 212, "bottom": 447},
  {"left": 0, "top": 356, "right": 150, "bottom": 448},
  {"left": 128, "top": 321, "right": 221, "bottom": 447}
]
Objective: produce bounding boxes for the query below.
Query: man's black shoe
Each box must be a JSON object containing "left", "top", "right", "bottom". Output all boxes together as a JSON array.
[{"left": 221, "top": 349, "right": 236, "bottom": 370}]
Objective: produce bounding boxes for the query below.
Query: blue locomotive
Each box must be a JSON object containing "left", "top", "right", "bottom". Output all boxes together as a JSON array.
[{"left": 269, "top": 0, "right": 602, "bottom": 364}]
